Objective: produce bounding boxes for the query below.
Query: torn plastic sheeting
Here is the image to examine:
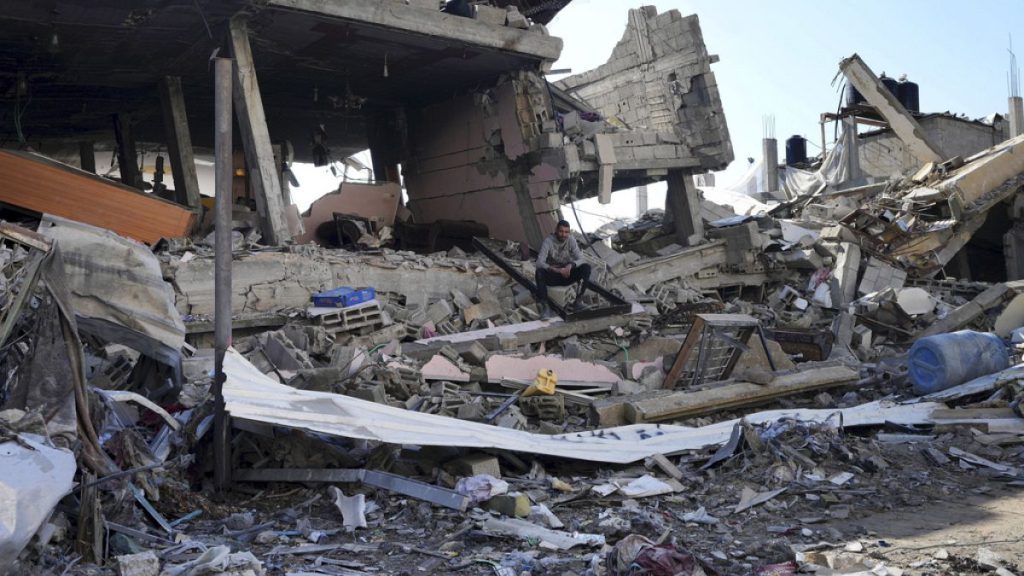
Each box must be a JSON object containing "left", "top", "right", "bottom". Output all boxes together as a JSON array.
[
  {"left": 0, "top": 435, "right": 77, "bottom": 568},
  {"left": 222, "top": 349, "right": 945, "bottom": 464}
]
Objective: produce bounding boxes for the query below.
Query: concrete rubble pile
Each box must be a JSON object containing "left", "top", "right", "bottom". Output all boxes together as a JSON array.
[{"left": 3, "top": 3, "right": 1024, "bottom": 576}]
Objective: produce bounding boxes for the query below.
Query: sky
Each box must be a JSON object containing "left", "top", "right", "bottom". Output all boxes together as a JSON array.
[
  {"left": 544, "top": 0, "right": 1024, "bottom": 230},
  {"left": 291, "top": 1, "right": 1024, "bottom": 232}
]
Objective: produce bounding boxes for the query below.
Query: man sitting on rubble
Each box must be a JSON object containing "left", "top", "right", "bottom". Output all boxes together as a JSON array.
[{"left": 535, "top": 220, "right": 591, "bottom": 317}]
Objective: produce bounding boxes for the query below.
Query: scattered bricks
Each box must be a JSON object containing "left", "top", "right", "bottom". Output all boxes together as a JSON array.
[
  {"left": 644, "top": 453, "right": 684, "bottom": 481},
  {"left": 464, "top": 300, "right": 503, "bottom": 323},
  {"left": 459, "top": 341, "right": 490, "bottom": 366},
  {"left": 484, "top": 493, "right": 531, "bottom": 517},
  {"left": 537, "top": 421, "right": 564, "bottom": 435},
  {"left": 539, "top": 132, "right": 563, "bottom": 149},
  {"left": 445, "top": 453, "right": 501, "bottom": 478},
  {"left": 429, "top": 380, "right": 461, "bottom": 398},
  {"left": 519, "top": 395, "right": 565, "bottom": 421},
  {"left": 436, "top": 320, "right": 458, "bottom": 335},
  {"left": 495, "top": 405, "right": 528, "bottom": 430},
  {"left": 312, "top": 300, "right": 386, "bottom": 334},
  {"left": 349, "top": 383, "right": 388, "bottom": 404},
  {"left": 439, "top": 345, "right": 461, "bottom": 363},
  {"left": 851, "top": 324, "right": 873, "bottom": 353},
  {"left": 457, "top": 399, "right": 487, "bottom": 421},
  {"left": 473, "top": 3, "right": 506, "bottom": 25},
  {"left": 116, "top": 550, "right": 160, "bottom": 576},
  {"left": 358, "top": 323, "right": 408, "bottom": 347},
  {"left": 496, "top": 333, "right": 519, "bottom": 351},
  {"left": 450, "top": 289, "right": 473, "bottom": 311},
  {"left": 858, "top": 258, "right": 907, "bottom": 296},
  {"left": 426, "top": 299, "right": 454, "bottom": 324}
]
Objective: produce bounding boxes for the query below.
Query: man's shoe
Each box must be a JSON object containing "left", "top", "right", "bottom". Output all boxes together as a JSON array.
[{"left": 538, "top": 302, "right": 554, "bottom": 319}]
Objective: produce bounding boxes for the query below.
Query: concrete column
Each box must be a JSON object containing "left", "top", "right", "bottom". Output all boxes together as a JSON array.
[
  {"left": 842, "top": 117, "right": 862, "bottom": 182},
  {"left": 762, "top": 138, "right": 779, "bottom": 194},
  {"left": 665, "top": 170, "right": 703, "bottom": 246},
  {"left": 1009, "top": 96, "right": 1024, "bottom": 138},
  {"left": 78, "top": 141, "right": 95, "bottom": 173},
  {"left": 636, "top": 184, "right": 648, "bottom": 216}
]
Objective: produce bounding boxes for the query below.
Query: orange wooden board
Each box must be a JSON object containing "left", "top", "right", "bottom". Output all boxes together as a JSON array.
[{"left": 0, "top": 150, "right": 195, "bottom": 243}]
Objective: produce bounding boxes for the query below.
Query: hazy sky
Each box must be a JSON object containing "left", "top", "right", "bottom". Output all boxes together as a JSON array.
[{"left": 546, "top": 0, "right": 1024, "bottom": 229}]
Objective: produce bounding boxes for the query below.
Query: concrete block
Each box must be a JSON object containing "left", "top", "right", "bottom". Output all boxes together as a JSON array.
[
  {"left": 484, "top": 492, "right": 531, "bottom": 517},
  {"left": 594, "top": 134, "right": 617, "bottom": 165},
  {"left": 539, "top": 132, "right": 563, "bottom": 149},
  {"left": 632, "top": 145, "right": 656, "bottom": 161},
  {"left": 464, "top": 300, "right": 503, "bottom": 323},
  {"left": 116, "top": 551, "right": 160, "bottom": 576},
  {"left": 459, "top": 341, "right": 490, "bottom": 366},
  {"left": 426, "top": 299, "right": 454, "bottom": 324},
  {"left": 644, "top": 453, "right": 684, "bottom": 480},
  {"left": 833, "top": 243, "right": 861, "bottom": 306},
  {"left": 445, "top": 453, "right": 501, "bottom": 478},
  {"left": 473, "top": 4, "right": 506, "bottom": 25},
  {"left": 505, "top": 6, "right": 530, "bottom": 29}
]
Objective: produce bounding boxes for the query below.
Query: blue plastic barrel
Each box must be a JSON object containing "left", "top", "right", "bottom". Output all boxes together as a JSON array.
[{"left": 908, "top": 331, "right": 1009, "bottom": 395}]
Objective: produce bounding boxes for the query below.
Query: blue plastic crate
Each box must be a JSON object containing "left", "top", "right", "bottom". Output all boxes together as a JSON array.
[{"left": 311, "top": 287, "right": 376, "bottom": 308}]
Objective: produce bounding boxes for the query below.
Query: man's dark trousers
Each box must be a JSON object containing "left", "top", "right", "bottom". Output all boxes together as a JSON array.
[{"left": 535, "top": 263, "right": 591, "bottom": 303}]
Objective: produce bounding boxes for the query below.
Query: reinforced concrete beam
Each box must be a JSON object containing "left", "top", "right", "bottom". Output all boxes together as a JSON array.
[
  {"left": 230, "top": 15, "right": 292, "bottom": 246},
  {"left": 266, "top": 0, "right": 562, "bottom": 62},
  {"left": 839, "top": 54, "right": 944, "bottom": 164}
]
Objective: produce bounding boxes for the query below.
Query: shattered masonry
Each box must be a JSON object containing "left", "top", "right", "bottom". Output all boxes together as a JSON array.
[{"left": 2, "top": 3, "right": 1024, "bottom": 576}]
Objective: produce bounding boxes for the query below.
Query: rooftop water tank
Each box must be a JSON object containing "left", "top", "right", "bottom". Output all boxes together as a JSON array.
[
  {"left": 898, "top": 79, "right": 920, "bottom": 113},
  {"left": 785, "top": 135, "right": 807, "bottom": 166}
]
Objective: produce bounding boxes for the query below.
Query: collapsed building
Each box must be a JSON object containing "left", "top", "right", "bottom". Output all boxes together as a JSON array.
[{"left": 2, "top": 2, "right": 1024, "bottom": 576}]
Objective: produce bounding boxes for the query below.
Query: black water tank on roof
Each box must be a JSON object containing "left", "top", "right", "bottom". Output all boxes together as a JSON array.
[
  {"left": 898, "top": 79, "right": 920, "bottom": 113},
  {"left": 786, "top": 135, "right": 807, "bottom": 166},
  {"left": 880, "top": 74, "right": 899, "bottom": 99},
  {"left": 845, "top": 83, "right": 866, "bottom": 107}
]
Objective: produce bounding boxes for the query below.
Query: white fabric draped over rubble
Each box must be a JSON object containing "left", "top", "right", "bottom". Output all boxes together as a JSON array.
[
  {"left": 223, "top": 349, "right": 944, "bottom": 464},
  {"left": 700, "top": 137, "right": 854, "bottom": 213}
]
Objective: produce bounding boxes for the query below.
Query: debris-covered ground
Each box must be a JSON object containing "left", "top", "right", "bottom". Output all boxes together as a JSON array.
[{"left": 4, "top": 3, "right": 1024, "bottom": 576}]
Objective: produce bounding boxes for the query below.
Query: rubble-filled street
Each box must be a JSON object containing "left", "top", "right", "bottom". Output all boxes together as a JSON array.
[{"left": 3, "top": 1, "right": 1024, "bottom": 576}]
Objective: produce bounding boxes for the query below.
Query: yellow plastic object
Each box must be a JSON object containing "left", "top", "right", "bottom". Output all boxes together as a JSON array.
[{"left": 522, "top": 369, "right": 557, "bottom": 397}]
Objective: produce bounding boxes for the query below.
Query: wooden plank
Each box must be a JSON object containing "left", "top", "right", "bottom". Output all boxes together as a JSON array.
[
  {"left": 229, "top": 15, "right": 291, "bottom": 246},
  {"left": 159, "top": 76, "right": 202, "bottom": 211},
  {"left": 0, "top": 150, "right": 196, "bottom": 243},
  {"left": 627, "top": 364, "right": 860, "bottom": 423}
]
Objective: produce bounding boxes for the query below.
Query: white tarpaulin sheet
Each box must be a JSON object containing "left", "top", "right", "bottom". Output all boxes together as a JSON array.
[
  {"left": 0, "top": 435, "right": 76, "bottom": 568},
  {"left": 223, "top": 350, "right": 943, "bottom": 464}
]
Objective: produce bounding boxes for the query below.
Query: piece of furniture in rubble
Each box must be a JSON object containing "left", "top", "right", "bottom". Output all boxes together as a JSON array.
[{"left": 662, "top": 313, "right": 776, "bottom": 390}]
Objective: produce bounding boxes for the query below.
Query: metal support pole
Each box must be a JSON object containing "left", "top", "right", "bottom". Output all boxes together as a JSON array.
[{"left": 213, "top": 57, "right": 233, "bottom": 491}]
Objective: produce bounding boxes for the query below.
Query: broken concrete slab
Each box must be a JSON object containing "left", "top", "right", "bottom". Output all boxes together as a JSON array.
[{"left": 484, "top": 354, "right": 620, "bottom": 385}]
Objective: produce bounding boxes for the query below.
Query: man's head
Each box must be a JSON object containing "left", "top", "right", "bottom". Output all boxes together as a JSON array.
[{"left": 555, "top": 220, "right": 570, "bottom": 241}]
